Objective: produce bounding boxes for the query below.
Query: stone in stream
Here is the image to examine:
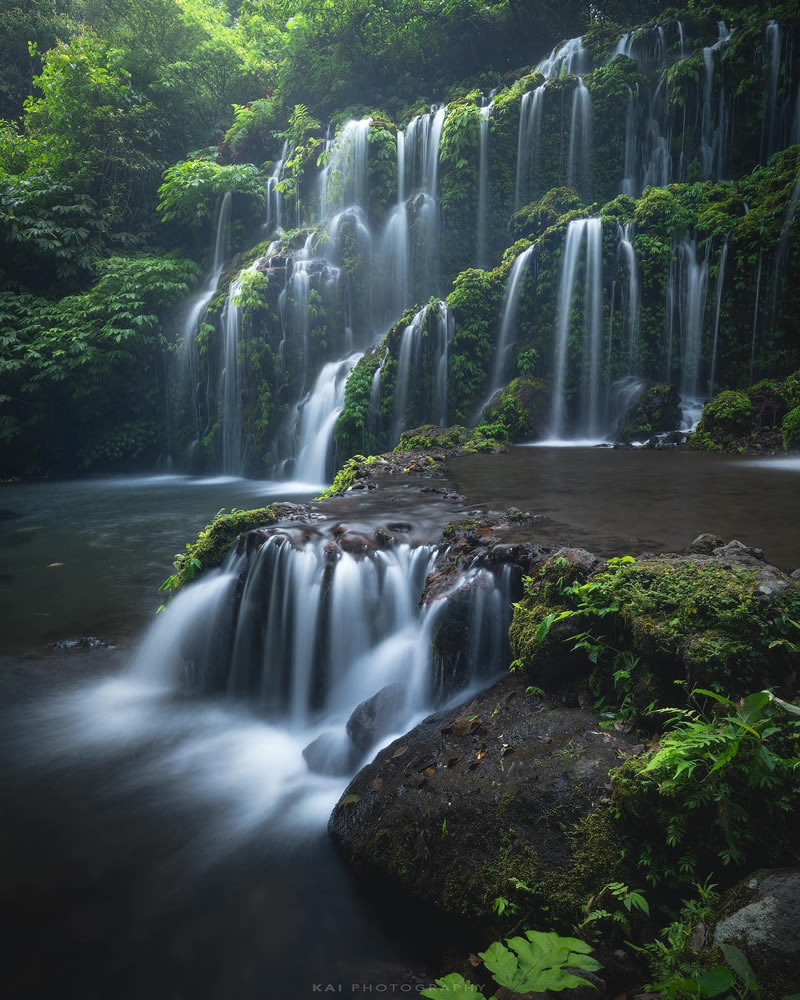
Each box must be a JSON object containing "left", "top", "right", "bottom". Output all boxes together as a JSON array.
[
  {"left": 303, "top": 731, "right": 357, "bottom": 777},
  {"left": 346, "top": 683, "right": 408, "bottom": 756}
]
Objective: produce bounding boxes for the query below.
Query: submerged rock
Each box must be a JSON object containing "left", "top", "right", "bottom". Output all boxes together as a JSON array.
[
  {"left": 302, "top": 731, "right": 357, "bottom": 777},
  {"left": 330, "top": 672, "right": 633, "bottom": 930},
  {"left": 48, "top": 636, "right": 112, "bottom": 650},
  {"left": 346, "top": 683, "right": 408, "bottom": 756}
]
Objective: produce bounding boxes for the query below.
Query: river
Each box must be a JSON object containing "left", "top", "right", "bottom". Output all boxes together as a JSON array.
[{"left": 1, "top": 452, "right": 799, "bottom": 999}]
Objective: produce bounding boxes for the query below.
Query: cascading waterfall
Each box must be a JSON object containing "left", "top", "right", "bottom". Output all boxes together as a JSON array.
[
  {"left": 293, "top": 353, "right": 361, "bottom": 483},
  {"left": 550, "top": 218, "right": 603, "bottom": 440},
  {"left": 567, "top": 78, "right": 592, "bottom": 197},
  {"left": 750, "top": 250, "right": 763, "bottom": 385},
  {"left": 127, "top": 521, "right": 512, "bottom": 779},
  {"left": 700, "top": 21, "right": 732, "bottom": 181},
  {"left": 514, "top": 85, "right": 545, "bottom": 208},
  {"left": 219, "top": 267, "right": 252, "bottom": 476},
  {"left": 677, "top": 240, "right": 710, "bottom": 417},
  {"left": 319, "top": 119, "right": 372, "bottom": 222},
  {"left": 619, "top": 225, "right": 640, "bottom": 373},
  {"left": 476, "top": 100, "right": 492, "bottom": 269},
  {"left": 709, "top": 235, "right": 729, "bottom": 394},
  {"left": 391, "top": 301, "right": 452, "bottom": 440},
  {"left": 264, "top": 141, "right": 288, "bottom": 235},
  {"left": 478, "top": 245, "right": 536, "bottom": 419},
  {"left": 536, "top": 36, "right": 588, "bottom": 78},
  {"left": 180, "top": 192, "right": 232, "bottom": 453}
]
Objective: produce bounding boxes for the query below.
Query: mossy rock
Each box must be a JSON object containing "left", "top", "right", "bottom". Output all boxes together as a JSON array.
[
  {"left": 510, "top": 547, "right": 800, "bottom": 704},
  {"left": 484, "top": 377, "right": 550, "bottom": 442},
  {"left": 161, "top": 505, "right": 281, "bottom": 595},
  {"left": 782, "top": 405, "right": 800, "bottom": 451},
  {"left": 620, "top": 383, "right": 681, "bottom": 442},
  {"left": 393, "top": 424, "right": 504, "bottom": 454}
]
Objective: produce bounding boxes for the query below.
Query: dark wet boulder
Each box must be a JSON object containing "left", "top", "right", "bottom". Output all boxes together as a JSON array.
[
  {"left": 330, "top": 672, "right": 633, "bottom": 930},
  {"left": 713, "top": 869, "right": 800, "bottom": 987},
  {"left": 620, "top": 384, "right": 681, "bottom": 442},
  {"left": 48, "top": 636, "right": 112, "bottom": 650},
  {"left": 346, "top": 683, "right": 407, "bottom": 756},
  {"left": 685, "top": 533, "right": 724, "bottom": 555},
  {"left": 484, "top": 377, "right": 550, "bottom": 442}
]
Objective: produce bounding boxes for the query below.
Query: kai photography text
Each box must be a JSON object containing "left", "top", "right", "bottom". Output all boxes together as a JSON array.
[{"left": 311, "top": 985, "right": 455, "bottom": 994}]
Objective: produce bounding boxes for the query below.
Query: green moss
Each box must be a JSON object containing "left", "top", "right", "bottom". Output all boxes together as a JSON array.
[
  {"left": 393, "top": 423, "right": 503, "bottom": 454},
  {"left": 160, "top": 506, "right": 278, "bottom": 596},
  {"left": 315, "top": 454, "right": 376, "bottom": 499},
  {"left": 510, "top": 554, "right": 800, "bottom": 702},
  {"left": 781, "top": 405, "right": 800, "bottom": 451},
  {"left": 484, "top": 376, "right": 549, "bottom": 441}
]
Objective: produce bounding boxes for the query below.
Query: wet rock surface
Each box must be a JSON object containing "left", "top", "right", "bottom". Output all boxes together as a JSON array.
[
  {"left": 329, "top": 671, "right": 634, "bottom": 928},
  {"left": 714, "top": 868, "right": 800, "bottom": 984}
]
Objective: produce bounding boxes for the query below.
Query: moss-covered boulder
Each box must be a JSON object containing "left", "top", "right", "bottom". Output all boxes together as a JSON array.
[
  {"left": 509, "top": 543, "right": 800, "bottom": 707},
  {"left": 393, "top": 424, "right": 504, "bottom": 453},
  {"left": 620, "top": 383, "right": 682, "bottom": 442},
  {"left": 692, "top": 372, "right": 800, "bottom": 453},
  {"left": 329, "top": 672, "right": 633, "bottom": 932},
  {"left": 160, "top": 504, "right": 295, "bottom": 595},
  {"left": 484, "top": 377, "right": 550, "bottom": 442}
]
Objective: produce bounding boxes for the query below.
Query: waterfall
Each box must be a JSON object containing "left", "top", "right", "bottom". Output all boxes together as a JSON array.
[
  {"left": 567, "top": 78, "right": 592, "bottom": 197},
  {"left": 476, "top": 100, "right": 492, "bottom": 268},
  {"left": 536, "top": 36, "right": 588, "bottom": 79},
  {"left": 478, "top": 246, "right": 535, "bottom": 419},
  {"left": 550, "top": 219, "right": 603, "bottom": 439},
  {"left": 264, "top": 141, "right": 288, "bottom": 235},
  {"left": 293, "top": 353, "right": 361, "bottom": 483},
  {"left": 700, "top": 21, "right": 732, "bottom": 181},
  {"left": 219, "top": 268, "right": 251, "bottom": 476},
  {"left": 130, "top": 519, "right": 511, "bottom": 766},
  {"left": 665, "top": 246, "right": 677, "bottom": 383},
  {"left": 618, "top": 224, "right": 639, "bottom": 373},
  {"left": 379, "top": 129, "right": 411, "bottom": 321},
  {"left": 677, "top": 240, "right": 710, "bottom": 410},
  {"left": 514, "top": 85, "right": 545, "bottom": 209},
  {"left": 749, "top": 250, "right": 763, "bottom": 385},
  {"left": 620, "top": 85, "right": 638, "bottom": 196},
  {"left": 761, "top": 21, "right": 781, "bottom": 162},
  {"left": 319, "top": 119, "right": 372, "bottom": 221},
  {"left": 391, "top": 301, "right": 451, "bottom": 440},
  {"left": 404, "top": 105, "right": 446, "bottom": 298},
  {"left": 709, "top": 235, "right": 729, "bottom": 394}
]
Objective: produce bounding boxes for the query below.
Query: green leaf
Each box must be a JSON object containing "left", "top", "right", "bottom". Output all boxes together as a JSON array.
[
  {"left": 480, "top": 931, "right": 601, "bottom": 994},
  {"left": 719, "top": 943, "right": 756, "bottom": 985},
  {"left": 698, "top": 966, "right": 734, "bottom": 996}
]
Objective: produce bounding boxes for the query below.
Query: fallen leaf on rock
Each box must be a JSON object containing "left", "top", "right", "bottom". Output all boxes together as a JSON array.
[
  {"left": 371, "top": 778, "right": 383, "bottom": 792},
  {"left": 476, "top": 747, "right": 487, "bottom": 761},
  {"left": 48, "top": 562, "right": 64, "bottom": 568},
  {"left": 444, "top": 714, "right": 482, "bottom": 737},
  {"left": 339, "top": 794, "right": 360, "bottom": 806},
  {"left": 390, "top": 745, "right": 408, "bottom": 760},
  {"left": 500, "top": 744, "right": 513, "bottom": 756},
  {"left": 424, "top": 766, "right": 435, "bottom": 777}
]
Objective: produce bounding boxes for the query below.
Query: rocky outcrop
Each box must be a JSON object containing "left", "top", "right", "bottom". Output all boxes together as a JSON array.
[
  {"left": 484, "top": 377, "right": 551, "bottom": 442},
  {"left": 714, "top": 869, "right": 800, "bottom": 988},
  {"left": 329, "top": 672, "right": 634, "bottom": 930},
  {"left": 509, "top": 539, "right": 800, "bottom": 702},
  {"left": 620, "top": 384, "right": 682, "bottom": 442}
]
